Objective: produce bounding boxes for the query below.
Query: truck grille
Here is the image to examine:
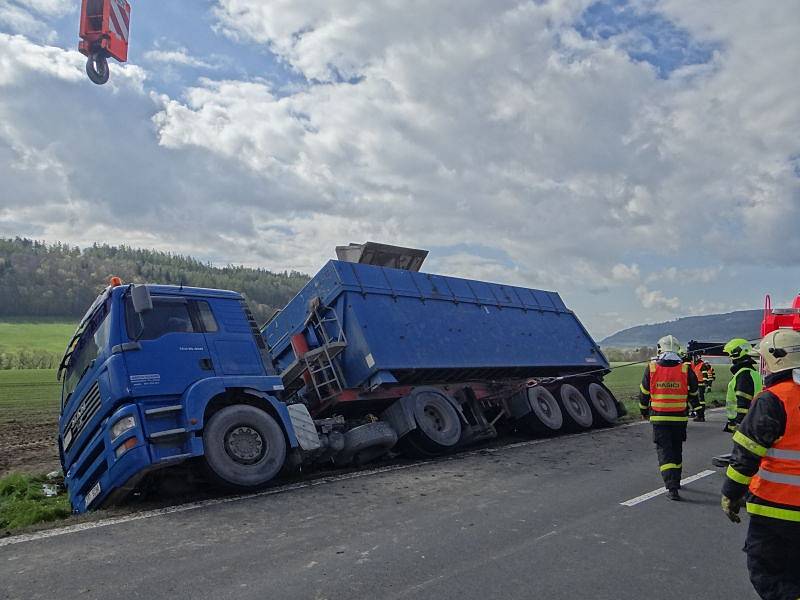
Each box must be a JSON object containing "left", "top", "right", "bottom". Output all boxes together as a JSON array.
[{"left": 64, "top": 382, "right": 102, "bottom": 451}]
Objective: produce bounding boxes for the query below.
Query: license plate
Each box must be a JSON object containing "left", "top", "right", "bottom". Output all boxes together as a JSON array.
[{"left": 85, "top": 482, "right": 101, "bottom": 508}]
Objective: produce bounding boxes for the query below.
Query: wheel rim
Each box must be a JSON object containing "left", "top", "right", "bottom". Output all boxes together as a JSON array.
[
  {"left": 422, "top": 404, "right": 446, "bottom": 432},
  {"left": 560, "top": 384, "right": 593, "bottom": 427},
  {"left": 588, "top": 383, "right": 618, "bottom": 421},
  {"left": 224, "top": 425, "right": 266, "bottom": 464},
  {"left": 411, "top": 389, "right": 461, "bottom": 448},
  {"left": 528, "top": 387, "right": 563, "bottom": 430}
]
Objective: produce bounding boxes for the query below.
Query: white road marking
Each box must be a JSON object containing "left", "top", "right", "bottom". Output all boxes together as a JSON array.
[
  {"left": 0, "top": 417, "right": 653, "bottom": 548},
  {"left": 620, "top": 470, "right": 717, "bottom": 507}
]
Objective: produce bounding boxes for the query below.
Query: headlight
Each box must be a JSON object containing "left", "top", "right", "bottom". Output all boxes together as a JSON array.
[{"left": 111, "top": 415, "right": 136, "bottom": 440}]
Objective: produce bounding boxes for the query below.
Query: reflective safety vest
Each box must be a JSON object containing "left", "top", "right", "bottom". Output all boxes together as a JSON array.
[
  {"left": 748, "top": 381, "right": 800, "bottom": 520},
  {"left": 726, "top": 368, "right": 763, "bottom": 421},
  {"left": 692, "top": 362, "right": 705, "bottom": 386},
  {"left": 649, "top": 362, "right": 690, "bottom": 423}
]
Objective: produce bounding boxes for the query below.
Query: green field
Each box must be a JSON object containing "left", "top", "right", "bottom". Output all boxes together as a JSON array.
[
  {"left": 0, "top": 369, "right": 61, "bottom": 424},
  {"left": 0, "top": 369, "right": 62, "bottom": 478},
  {"left": 0, "top": 318, "right": 75, "bottom": 355}
]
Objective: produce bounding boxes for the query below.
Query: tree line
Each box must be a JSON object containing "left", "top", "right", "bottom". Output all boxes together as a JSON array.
[{"left": 0, "top": 238, "right": 309, "bottom": 324}]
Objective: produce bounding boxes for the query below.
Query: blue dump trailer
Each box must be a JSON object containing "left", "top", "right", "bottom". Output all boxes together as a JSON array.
[{"left": 56, "top": 243, "right": 622, "bottom": 512}]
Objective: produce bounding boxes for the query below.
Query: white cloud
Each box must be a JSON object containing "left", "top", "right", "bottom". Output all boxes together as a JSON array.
[
  {"left": 0, "top": 0, "right": 74, "bottom": 42},
  {"left": 143, "top": 48, "right": 218, "bottom": 70},
  {"left": 646, "top": 265, "right": 721, "bottom": 284},
  {"left": 636, "top": 285, "right": 681, "bottom": 311},
  {"left": 611, "top": 263, "right": 641, "bottom": 282},
  {"left": 0, "top": 33, "right": 145, "bottom": 89}
]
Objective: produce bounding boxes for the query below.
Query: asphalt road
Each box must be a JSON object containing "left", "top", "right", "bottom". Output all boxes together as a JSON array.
[{"left": 1, "top": 409, "right": 758, "bottom": 600}]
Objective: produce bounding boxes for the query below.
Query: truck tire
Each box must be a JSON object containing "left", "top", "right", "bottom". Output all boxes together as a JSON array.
[
  {"left": 584, "top": 381, "right": 618, "bottom": 427},
  {"left": 400, "top": 387, "right": 462, "bottom": 457},
  {"left": 203, "top": 404, "right": 287, "bottom": 488},
  {"left": 557, "top": 383, "right": 593, "bottom": 430},
  {"left": 333, "top": 421, "right": 398, "bottom": 466},
  {"left": 518, "top": 386, "right": 563, "bottom": 436}
]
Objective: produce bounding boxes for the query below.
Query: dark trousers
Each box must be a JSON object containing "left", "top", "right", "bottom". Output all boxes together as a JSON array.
[
  {"left": 745, "top": 515, "right": 800, "bottom": 600},
  {"left": 696, "top": 388, "right": 705, "bottom": 417},
  {"left": 653, "top": 424, "right": 686, "bottom": 489}
]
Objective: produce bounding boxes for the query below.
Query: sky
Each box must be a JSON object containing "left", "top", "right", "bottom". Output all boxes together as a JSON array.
[{"left": 0, "top": 0, "right": 798, "bottom": 340}]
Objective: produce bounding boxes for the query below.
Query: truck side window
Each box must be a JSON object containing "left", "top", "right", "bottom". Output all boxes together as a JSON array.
[
  {"left": 125, "top": 298, "right": 197, "bottom": 340},
  {"left": 195, "top": 301, "right": 218, "bottom": 333}
]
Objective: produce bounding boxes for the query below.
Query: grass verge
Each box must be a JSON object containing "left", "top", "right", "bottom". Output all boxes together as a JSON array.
[{"left": 0, "top": 473, "right": 71, "bottom": 531}]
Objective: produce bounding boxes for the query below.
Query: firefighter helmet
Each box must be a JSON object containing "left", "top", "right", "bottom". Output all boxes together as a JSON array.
[
  {"left": 759, "top": 329, "right": 800, "bottom": 374},
  {"left": 723, "top": 338, "right": 753, "bottom": 360},
  {"left": 657, "top": 335, "right": 682, "bottom": 354}
]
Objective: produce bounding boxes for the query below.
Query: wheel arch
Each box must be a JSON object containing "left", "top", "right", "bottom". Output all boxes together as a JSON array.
[{"left": 183, "top": 378, "right": 299, "bottom": 449}]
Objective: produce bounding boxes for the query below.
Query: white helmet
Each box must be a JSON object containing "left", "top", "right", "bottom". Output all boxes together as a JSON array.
[
  {"left": 657, "top": 335, "right": 682, "bottom": 355},
  {"left": 759, "top": 328, "right": 800, "bottom": 374}
]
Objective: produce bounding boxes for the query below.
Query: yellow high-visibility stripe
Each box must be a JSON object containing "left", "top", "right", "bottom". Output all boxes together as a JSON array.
[
  {"left": 639, "top": 403, "right": 648, "bottom": 410},
  {"left": 681, "top": 364, "right": 688, "bottom": 373},
  {"left": 746, "top": 503, "right": 800, "bottom": 522},
  {"left": 651, "top": 398, "right": 687, "bottom": 404},
  {"left": 651, "top": 394, "right": 689, "bottom": 400},
  {"left": 660, "top": 463, "right": 682, "bottom": 472},
  {"left": 737, "top": 408, "right": 749, "bottom": 414},
  {"left": 640, "top": 384, "right": 649, "bottom": 395},
  {"left": 726, "top": 465, "right": 752, "bottom": 485},
  {"left": 650, "top": 416, "right": 689, "bottom": 422},
  {"left": 736, "top": 391, "right": 754, "bottom": 400},
  {"left": 733, "top": 431, "right": 768, "bottom": 457}
]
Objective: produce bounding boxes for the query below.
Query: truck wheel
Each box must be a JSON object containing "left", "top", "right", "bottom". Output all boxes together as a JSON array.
[
  {"left": 557, "top": 384, "right": 593, "bottom": 430},
  {"left": 333, "top": 421, "right": 398, "bottom": 467},
  {"left": 401, "top": 387, "right": 462, "bottom": 456},
  {"left": 584, "top": 382, "right": 618, "bottom": 427},
  {"left": 519, "top": 386, "right": 563, "bottom": 436},
  {"left": 203, "top": 405, "right": 287, "bottom": 488}
]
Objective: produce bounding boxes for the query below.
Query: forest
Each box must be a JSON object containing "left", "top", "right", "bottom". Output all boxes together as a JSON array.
[{"left": 0, "top": 238, "right": 309, "bottom": 323}]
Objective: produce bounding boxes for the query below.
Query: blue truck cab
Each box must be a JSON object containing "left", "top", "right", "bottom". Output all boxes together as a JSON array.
[{"left": 57, "top": 281, "right": 297, "bottom": 513}]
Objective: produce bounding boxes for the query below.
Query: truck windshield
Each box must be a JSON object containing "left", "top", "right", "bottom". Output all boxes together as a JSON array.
[{"left": 61, "top": 305, "right": 111, "bottom": 408}]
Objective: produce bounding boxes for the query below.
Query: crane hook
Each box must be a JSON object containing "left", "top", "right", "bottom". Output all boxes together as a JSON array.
[{"left": 85, "top": 51, "right": 110, "bottom": 85}]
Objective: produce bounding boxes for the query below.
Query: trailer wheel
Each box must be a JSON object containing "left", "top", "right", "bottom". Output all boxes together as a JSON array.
[
  {"left": 401, "top": 388, "right": 462, "bottom": 456},
  {"left": 86, "top": 52, "right": 110, "bottom": 85},
  {"left": 203, "top": 405, "right": 287, "bottom": 488},
  {"left": 557, "top": 384, "right": 593, "bottom": 430},
  {"left": 584, "top": 382, "right": 618, "bottom": 427},
  {"left": 519, "top": 386, "right": 563, "bottom": 436}
]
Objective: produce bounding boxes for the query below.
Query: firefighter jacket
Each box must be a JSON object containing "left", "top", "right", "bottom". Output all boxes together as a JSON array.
[
  {"left": 639, "top": 356, "right": 700, "bottom": 423},
  {"left": 726, "top": 357, "right": 763, "bottom": 424},
  {"left": 723, "top": 370, "right": 800, "bottom": 522},
  {"left": 692, "top": 360, "right": 711, "bottom": 388}
]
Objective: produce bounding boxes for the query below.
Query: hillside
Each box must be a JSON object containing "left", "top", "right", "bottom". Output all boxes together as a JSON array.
[
  {"left": 0, "top": 238, "right": 309, "bottom": 324},
  {"left": 601, "top": 309, "right": 763, "bottom": 348}
]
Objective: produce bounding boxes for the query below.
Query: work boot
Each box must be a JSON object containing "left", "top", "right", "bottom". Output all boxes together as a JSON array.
[
  {"left": 693, "top": 413, "right": 705, "bottom": 422},
  {"left": 666, "top": 489, "right": 681, "bottom": 501}
]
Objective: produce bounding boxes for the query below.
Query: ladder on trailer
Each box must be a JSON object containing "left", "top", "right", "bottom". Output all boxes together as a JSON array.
[{"left": 280, "top": 300, "right": 348, "bottom": 407}]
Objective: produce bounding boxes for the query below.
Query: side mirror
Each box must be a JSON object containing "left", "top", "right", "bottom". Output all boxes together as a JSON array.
[{"left": 131, "top": 284, "right": 153, "bottom": 314}]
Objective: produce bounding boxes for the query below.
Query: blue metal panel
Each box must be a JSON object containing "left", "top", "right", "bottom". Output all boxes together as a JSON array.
[{"left": 265, "top": 261, "right": 607, "bottom": 389}]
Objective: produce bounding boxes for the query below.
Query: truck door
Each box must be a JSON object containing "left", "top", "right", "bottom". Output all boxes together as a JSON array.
[{"left": 121, "top": 296, "right": 217, "bottom": 397}]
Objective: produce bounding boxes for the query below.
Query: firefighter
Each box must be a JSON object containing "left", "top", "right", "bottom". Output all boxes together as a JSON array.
[
  {"left": 723, "top": 338, "right": 763, "bottom": 433},
  {"left": 721, "top": 328, "right": 800, "bottom": 600},
  {"left": 691, "top": 353, "right": 710, "bottom": 422},
  {"left": 639, "top": 335, "right": 701, "bottom": 500}
]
